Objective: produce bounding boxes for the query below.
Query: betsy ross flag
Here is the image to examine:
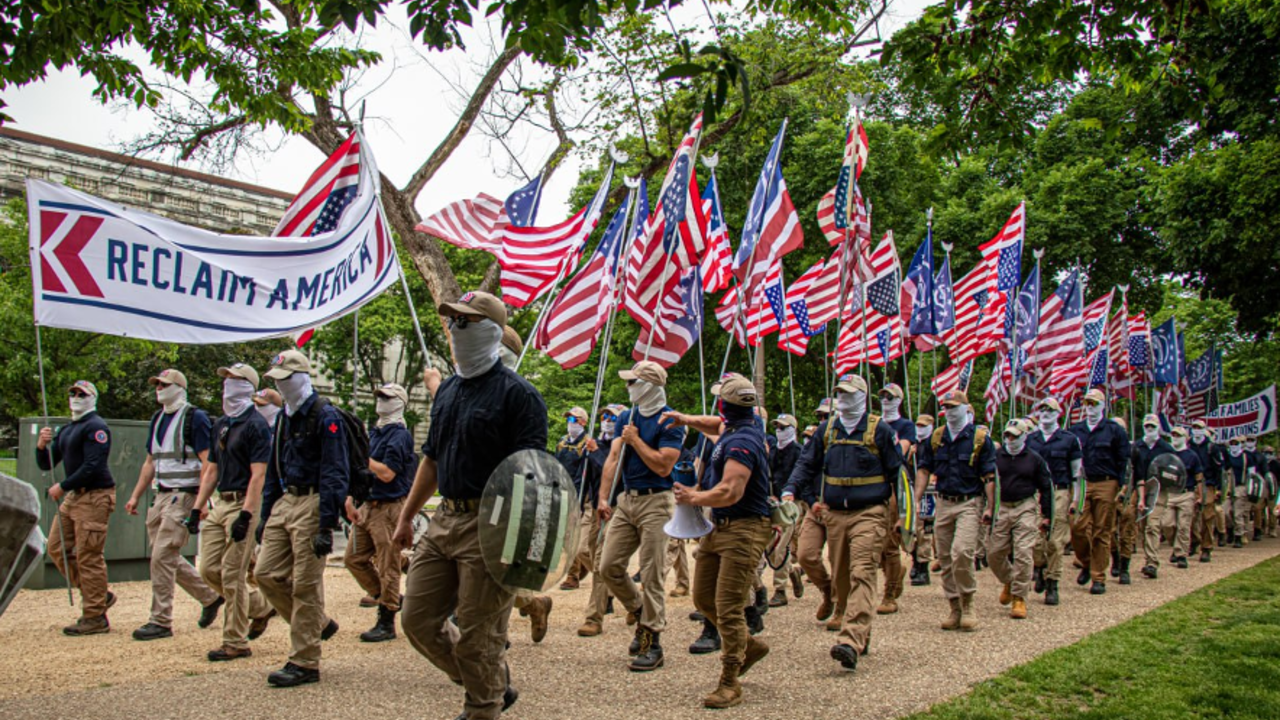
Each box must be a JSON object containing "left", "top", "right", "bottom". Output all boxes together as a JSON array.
[
  {"left": 835, "top": 234, "right": 904, "bottom": 371},
  {"left": 634, "top": 268, "right": 705, "bottom": 368},
  {"left": 1058, "top": 291, "right": 1112, "bottom": 391},
  {"left": 699, "top": 173, "right": 733, "bottom": 293},
  {"left": 816, "top": 122, "right": 871, "bottom": 247},
  {"left": 624, "top": 115, "right": 708, "bottom": 332},
  {"left": 945, "top": 262, "right": 1006, "bottom": 363},
  {"left": 498, "top": 162, "right": 614, "bottom": 308},
  {"left": 979, "top": 202, "right": 1025, "bottom": 293},
  {"left": 536, "top": 191, "right": 633, "bottom": 369},
  {"left": 417, "top": 173, "right": 543, "bottom": 254},
  {"left": 1128, "top": 312, "right": 1150, "bottom": 369}
]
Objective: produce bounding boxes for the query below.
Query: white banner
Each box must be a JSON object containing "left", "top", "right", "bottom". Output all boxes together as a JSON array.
[
  {"left": 1207, "top": 385, "right": 1277, "bottom": 440},
  {"left": 27, "top": 169, "right": 399, "bottom": 344}
]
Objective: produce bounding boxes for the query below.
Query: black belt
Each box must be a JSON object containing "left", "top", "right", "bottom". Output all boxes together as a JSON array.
[
  {"left": 1002, "top": 495, "right": 1035, "bottom": 507},
  {"left": 285, "top": 484, "right": 318, "bottom": 496},
  {"left": 441, "top": 498, "right": 480, "bottom": 513},
  {"left": 364, "top": 497, "right": 407, "bottom": 507},
  {"left": 938, "top": 492, "right": 980, "bottom": 503},
  {"left": 218, "top": 491, "right": 247, "bottom": 502},
  {"left": 714, "top": 515, "right": 769, "bottom": 528},
  {"left": 1087, "top": 475, "right": 1119, "bottom": 483},
  {"left": 157, "top": 485, "right": 198, "bottom": 494},
  {"left": 624, "top": 487, "right": 671, "bottom": 497}
]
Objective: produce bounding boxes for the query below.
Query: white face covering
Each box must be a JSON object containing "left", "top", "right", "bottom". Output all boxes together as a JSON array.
[
  {"left": 835, "top": 391, "right": 866, "bottom": 434},
  {"left": 70, "top": 395, "right": 96, "bottom": 421},
  {"left": 1143, "top": 426, "right": 1160, "bottom": 445},
  {"left": 256, "top": 403, "right": 281, "bottom": 427},
  {"left": 1039, "top": 410, "right": 1060, "bottom": 432},
  {"left": 1246, "top": 439, "right": 1257, "bottom": 451},
  {"left": 627, "top": 380, "right": 666, "bottom": 416},
  {"left": 600, "top": 420, "right": 616, "bottom": 437},
  {"left": 156, "top": 384, "right": 187, "bottom": 414},
  {"left": 450, "top": 319, "right": 503, "bottom": 378},
  {"left": 945, "top": 405, "right": 969, "bottom": 436},
  {"left": 880, "top": 396, "right": 902, "bottom": 422},
  {"left": 1172, "top": 437, "right": 1188, "bottom": 451},
  {"left": 1004, "top": 435, "right": 1026, "bottom": 454},
  {"left": 1192, "top": 428, "right": 1207, "bottom": 443},
  {"left": 376, "top": 396, "right": 406, "bottom": 428},
  {"left": 567, "top": 421, "right": 585, "bottom": 440},
  {"left": 916, "top": 424, "right": 933, "bottom": 441},
  {"left": 776, "top": 426, "right": 797, "bottom": 449},
  {"left": 222, "top": 379, "right": 255, "bottom": 418},
  {"left": 275, "top": 373, "right": 314, "bottom": 416},
  {"left": 1229, "top": 444, "right": 1244, "bottom": 458},
  {"left": 1084, "top": 403, "right": 1104, "bottom": 427},
  {"left": 499, "top": 345, "right": 518, "bottom": 370}
]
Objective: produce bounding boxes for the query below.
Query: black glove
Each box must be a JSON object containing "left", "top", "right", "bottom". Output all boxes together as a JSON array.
[
  {"left": 183, "top": 508, "right": 202, "bottom": 535},
  {"left": 312, "top": 528, "right": 334, "bottom": 557},
  {"left": 231, "top": 510, "right": 253, "bottom": 543},
  {"left": 255, "top": 521, "right": 265, "bottom": 545}
]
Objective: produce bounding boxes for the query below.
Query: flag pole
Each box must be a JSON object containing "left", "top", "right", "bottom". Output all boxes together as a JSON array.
[
  {"left": 351, "top": 310, "right": 360, "bottom": 410},
  {"left": 860, "top": 200, "right": 873, "bottom": 384},
  {"left": 1118, "top": 283, "right": 1131, "bottom": 432},
  {"left": 698, "top": 153, "right": 723, "bottom": 417},
  {"left": 823, "top": 327, "right": 831, "bottom": 401},
  {"left": 34, "top": 323, "right": 75, "bottom": 606}
]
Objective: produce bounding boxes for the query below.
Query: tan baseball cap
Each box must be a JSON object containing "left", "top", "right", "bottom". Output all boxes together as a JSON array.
[
  {"left": 565, "top": 406, "right": 588, "bottom": 423},
  {"left": 68, "top": 380, "right": 98, "bottom": 397},
  {"left": 217, "top": 363, "right": 261, "bottom": 390},
  {"left": 773, "top": 413, "right": 799, "bottom": 429},
  {"left": 1171, "top": 426, "right": 1189, "bottom": 438},
  {"left": 1003, "top": 420, "right": 1027, "bottom": 438},
  {"left": 264, "top": 349, "right": 313, "bottom": 380},
  {"left": 816, "top": 398, "right": 832, "bottom": 414},
  {"left": 879, "top": 383, "right": 904, "bottom": 399},
  {"left": 939, "top": 389, "right": 969, "bottom": 408},
  {"left": 619, "top": 360, "right": 667, "bottom": 387},
  {"left": 1036, "top": 397, "right": 1062, "bottom": 413},
  {"left": 712, "top": 373, "right": 759, "bottom": 407},
  {"left": 1142, "top": 413, "right": 1160, "bottom": 427},
  {"left": 1083, "top": 388, "right": 1106, "bottom": 405},
  {"left": 376, "top": 383, "right": 409, "bottom": 406},
  {"left": 253, "top": 388, "right": 283, "bottom": 407},
  {"left": 439, "top": 290, "right": 507, "bottom": 326},
  {"left": 501, "top": 325, "right": 523, "bottom": 355},
  {"left": 834, "top": 373, "right": 867, "bottom": 394},
  {"left": 1191, "top": 419, "right": 1207, "bottom": 429},
  {"left": 149, "top": 368, "right": 188, "bottom": 389},
  {"left": 916, "top": 414, "right": 935, "bottom": 426}
]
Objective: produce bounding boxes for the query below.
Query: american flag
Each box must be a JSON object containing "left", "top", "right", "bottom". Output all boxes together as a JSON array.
[
  {"left": 834, "top": 234, "right": 904, "bottom": 370},
  {"left": 275, "top": 133, "right": 363, "bottom": 237},
  {"left": 624, "top": 115, "right": 708, "bottom": 332},
  {"left": 633, "top": 268, "right": 704, "bottom": 368},
  {"left": 814, "top": 122, "right": 870, "bottom": 241},
  {"left": 932, "top": 358, "right": 975, "bottom": 398},
  {"left": 904, "top": 234, "right": 935, "bottom": 335},
  {"left": 800, "top": 248, "right": 844, "bottom": 331},
  {"left": 1088, "top": 347, "right": 1109, "bottom": 388},
  {"left": 536, "top": 192, "right": 632, "bottom": 369},
  {"left": 1107, "top": 302, "right": 1133, "bottom": 399},
  {"left": 715, "top": 261, "right": 780, "bottom": 347},
  {"left": 945, "top": 262, "right": 1006, "bottom": 363},
  {"left": 933, "top": 254, "right": 955, "bottom": 334},
  {"left": 735, "top": 122, "right": 787, "bottom": 277},
  {"left": 864, "top": 231, "right": 901, "bottom": 317},
  {"left": 783, "top": 260, "right": 825, "bottom": 346},
  {"left": 978, "top": 202, "right": 1025, "bottom": 293},
  {"left": 984, "top": 349, "right": 1010, "bottom": 424},
  {"left": 699, "top": 172, "right": 732, "bottom": 293},
  {"left": 417, "top": 172, "right": 543, "bottom": 254},
  {"left": 498, "top": 162, "right": 614, "bottom": 308},
  {"left": 1151, "top": 317, "right": 1180, "bottom": 385},
  {"left": 1024, "top": 269, "right": 1083, "bottom": 380},
  {"left": 1056, "top": 291, "right": 1112, "bottom": 391},
  {"left": 1128, "top": 312, "right": 1150, "bottom": 368}
]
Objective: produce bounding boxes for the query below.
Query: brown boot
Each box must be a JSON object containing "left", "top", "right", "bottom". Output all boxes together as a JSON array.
[
  {"left": 703, "top": 664, "right": 743, "bottom": 709},
  {"left": 560, "top": 575, "right": 580, "bottom": 591},
  {"left": 824, "top": 609, "right": 844, "bottom": 632},
  {"left": 670, "top": 585, "right": 689, "bottom": 598},
  {"left": 876, "top": 592, "right": 899, "bottom": 615},
  {"left": 999, "top": 583, "right": 1012, "bottom": 606},
  {"left": 1010, "top": 596, "right": 1027, "bottom": 620},
  {"left": 739, "top": 637, "right": 770, "bottom": 677},
  {"left": 815, "top": 586, "right": 834, "bottom": 621},
  {"left": 940, "top": 598, "right": 962, "bottom": 631},
  {"left": 63, "top": 615, "right": 109, "bottom": 636},
  {"left": 626, "top": 607, "right": 641, "bottom": 626},
  {"left": 207, "top": 644, "right": 253, "bottom": 662},
  {"left": 931, "top": 559, "right": 941, "bottom": 572},
  {"left": 959, "top": 594, "right": 978, "bottom": 631},
  {"left": 577, "top": 619, "right": 603, "bottom": 637},
  {"left": 359, "top": 594, "right": 379, "bottom": 608},
  {"left": 527, "top": 596, "right": 553, "bottom": 643}
]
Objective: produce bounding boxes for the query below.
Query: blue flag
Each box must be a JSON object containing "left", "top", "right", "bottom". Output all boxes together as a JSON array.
[
  {"left": 907, "top": 235, "right": 936, "bottom": 335},
  {"left": 1013, "top": 265, "right": 1040, "bottom": 346},
  {"left": 1186, "top": 346, "right": 1215, "bottom": 394},
  {"left": 1151, "top": 317, "right": 1180, "bottom": 385},
  {"left": 504, "top": 173, "right": 543, "bottom": 227},
  {"left": 933, "top": 255, "right": 955, "bottom": 333}
]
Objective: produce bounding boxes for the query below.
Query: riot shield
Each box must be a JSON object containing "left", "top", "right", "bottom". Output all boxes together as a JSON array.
[
  {"left": 478, "top": 450, "right": 580, "bottom": 593},
  {"left": 897, "top": 466, "right": 917, "bottom": 549},
  {"left": 1144, "top": 453, "right": 1187, "bottom": 520},
  {"left": 0, "top": 473, "right": 45, "bottom": 618}
]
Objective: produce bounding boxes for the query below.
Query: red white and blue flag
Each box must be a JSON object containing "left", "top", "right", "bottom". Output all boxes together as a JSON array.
[
  {"left": 979, "top": 202, "right": 1024, "bottom": 293},
  {"left": 699, "top": 172, "right": 733, "bottom": 293},
  {"left": 634, "top": 268, "right": 704, "bottom": 368},
  {"left": 416, "top": 172, "right": 544, "bottom": 255},
  {"left": 275, "top": 133, "right": 363, "bottom": 237}
]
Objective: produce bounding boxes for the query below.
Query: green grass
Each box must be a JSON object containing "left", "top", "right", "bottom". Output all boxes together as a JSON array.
[
  {"left": 0, "top": 458, "right": 15, "bottom": 476},
  {"left": 907, "top": 557, "right": 1280, "bottom": 720}
]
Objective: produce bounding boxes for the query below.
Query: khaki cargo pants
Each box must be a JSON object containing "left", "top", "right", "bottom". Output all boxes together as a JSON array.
[
  {"left": 1141, "top": 490, "right": 1169, "bottom": 569},
  {"left": 693, "top": 516, "right": 772, "bottom": 670},
  {"left": 1231, "top": 486, "right": 1254, "bottom": 542},
  {"left": 345, "top": 498, "right": 406, "bottom": 611},
  {"left": 146, "top": 489, "right": 218, "bottom": 628},
  {"left": 987, "top": 498, "right": 1039, "bottom": 600},
  {"left": 598, "top": 490, "right": 674, "bottom": 632},
  {"left": 935, "top": 496, "right": 981, "bottom": 599},
  {"left": 825, "top": 505, "right": 888, "bottom": 653},
  {"left": 199, "top": 494, "right": 270, "bottom": 649},
  {"left": 402, "top": 506, "right": 514, "bottom": 720},
  {"left": 582, "top": 512, "right": 612, "bottom": 624},
  {"left": 47, "top": 487, "right": 115, "bottom": 619},
  {"left": 666, "top": 538, "right": 691, "bottom": 591},
  {"left": 1071, "top": 479, "right": 1119, "bottom": 584},
  {"left": 255, "top": 493, "right": 327, "bottom": 670},
  {"left": 1163, "top": 490, "right": 1196, "bottom": 558},
  {"left": 797, "top": 506, "right": 847, "bottom": 612},
  {"left": 1033, "top": 488, "right": 1072, "bottom": 580},
  {"left": 1115, "top": 491, "right": 1138, "bottom": 559}
]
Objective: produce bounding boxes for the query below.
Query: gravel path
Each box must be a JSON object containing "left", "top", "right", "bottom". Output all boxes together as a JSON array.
[{"left": 1, "top": 540, "right": 1276, "bottom": 720}]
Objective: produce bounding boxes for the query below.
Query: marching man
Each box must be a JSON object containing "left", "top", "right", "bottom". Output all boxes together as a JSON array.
[{"left": 987, "top": 420, "right": 1053, "bottom": 620}]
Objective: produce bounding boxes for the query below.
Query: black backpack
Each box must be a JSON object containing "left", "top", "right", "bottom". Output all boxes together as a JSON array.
[{"left": 300, "top": 396, "right": 376, "bottom": 503}]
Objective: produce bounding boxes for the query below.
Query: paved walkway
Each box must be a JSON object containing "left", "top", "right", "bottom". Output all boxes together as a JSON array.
[{"left": 1, "top": 539, "right": 1276, "bottom": 719}]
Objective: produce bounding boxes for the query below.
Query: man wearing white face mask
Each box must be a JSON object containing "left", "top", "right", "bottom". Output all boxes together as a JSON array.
[
  {"left": 909, "top": 414, "right": 937, "bottom": 587},
  {"left": 1129, "top": 414, "right": 1173, "bottom": 580},
  {"left": 559, "top": 406, "right": 596, "bottom": 591},
  {"left": 1225, "top": 436, "right": 1259, "bottom": 548},
  {"left": 124, "top": 368, "right": 222, "bottom": 642},
  {"left": 1067, "top": 389, "right": 1131, "bottom": 595},
  {"left": 595, "top": 360, "right": 686, "bottom": 672},
  {"left": 914, "top": 389, "right": 995, "bottom": 631},
  {"left": 574, "top": 405, "right": 622, "bottom": 628},
  {"left": 187, "top": 363, "right": 273, "bottom": 661},
  {"left": 876, "top": 384, "right": 914, "bottom": 615},
  {"left": 766, "top": 413, "right": 804, "bottom": 607},
  {"left": 988, "top": 421, "right": 1053, "bottom": 620},
  {"left": 395, "top": 291, "right": 548, "bottom": 719},
  {"left": 1026, "top": 398, "right": 1083, "bottom": 605},
  {"left": 1149, "top": 426, "right": 1205, "bottom": 573},
  {"left": 1187, "top": 419, "right": 1224, "bottom": 552}
]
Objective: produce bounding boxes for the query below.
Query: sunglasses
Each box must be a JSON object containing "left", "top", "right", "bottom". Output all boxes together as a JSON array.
[
  {"left": 155, "top": 382, "right": 173, "bottom": 389},
  {"left": 601, "top": 414, "right": 618, "bottom": 422},
  {"left": 1229, "top": 440, "right": 1242, "bottom": 446},
  {"left": 566, "top": 416, "right": 579, "bottom": 424},
  {"left": 448, "top": 315, "right": 483, "bottom": 330},
  {"left": 625, "top": 379, "right": 638, "bottom": 386},
  {"left": 1143, "top": 425, "right": 1158, "bottom": 431},
  {"left": 69, "top": 389, "right": 90, "bottom": 398}
]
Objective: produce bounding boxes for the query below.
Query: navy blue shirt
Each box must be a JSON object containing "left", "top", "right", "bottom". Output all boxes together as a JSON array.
[
  {"left": 1189, "top": 438, "right": 1222, "bottom": 485},
  {"left": 1172, "top": 448, "right": 1205, "bottom": 491},
  {"left": 884, "top": 417, "right": 917, "bottom": 446},
  {"left": 785, "top": 416, "right": 902, "bottom": 510},
  {"left": 615, "top": 407, "right": 686, "bottom": 492},
  {"left": 37, "top": 412, "right": 114, "bottom": 492},
  {"left": 1069, "top": 420, "right": 1131, "bottom": 482},
  {"left": 1224, "top": 452, "right": 1256, "bottom": 490},
  {"left": 1131, "top": 439, "right": 1175, "bottom": 483},
  {"left": 147, "top": 407, "right": 213, "bottom": 457},
  {"left": 264, "top": 394, "right": 351, "bottom": 530},
  {"left": 770, "top": 441, "right": 801, "bottom": 497},
  {"left": 369, "top": 424, "right": 416, "bottom": 501},
  {"left": 209, "top": 408, "right": 272, "bottom": 493},
  {"left": 1026, "top": 428, "right": 1082, "bottom": 489},
  {"left": 554, "top": 434, "right": 591, "bottom": 492},
  {"left": 705, "top": 420, "right": 771, "bottom": 520},
  {"left": 586, "top": 433, "right": 612, "bottom": 509},
  {"left": 918, "top": 424, "right": 997, "bottom": 497}
]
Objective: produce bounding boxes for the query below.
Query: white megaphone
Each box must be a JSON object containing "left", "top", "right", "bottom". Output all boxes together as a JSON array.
[{"left": 665, "top": 460, "right": 713, "bottom": 539}]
